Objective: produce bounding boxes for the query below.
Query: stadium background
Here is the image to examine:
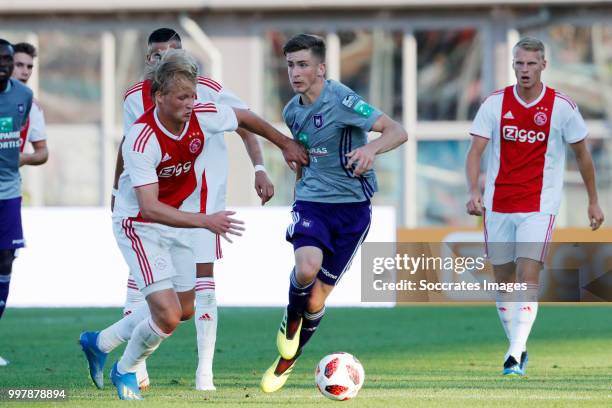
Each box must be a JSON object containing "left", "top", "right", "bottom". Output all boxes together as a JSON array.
[
  {"left": 0, "top": 2, "right": 610, "bottom": 406},
  {"left": 1, "top": 0, "right": 610, "bottom": 307}
]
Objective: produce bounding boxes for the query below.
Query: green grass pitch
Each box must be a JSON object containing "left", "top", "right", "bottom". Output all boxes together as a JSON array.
[{"left": 0, "top": 305, "right": 610, "bottom": 407}]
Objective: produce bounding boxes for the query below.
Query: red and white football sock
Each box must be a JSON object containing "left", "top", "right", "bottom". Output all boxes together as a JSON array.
[
  {"left": 117, "top": 317, "right": 169, "bottom": 374},
  {"left": 495, "top": 290, "right": 514, "bottom": 342},
  {"left": 123, "top": 277, "right": 145, "bottom": 316},
  {"left": 508, "top": 284, "right": 539, "bottom": 361},
  {"left": 97, "top": 302, "right": 150, "bottom": 353}
]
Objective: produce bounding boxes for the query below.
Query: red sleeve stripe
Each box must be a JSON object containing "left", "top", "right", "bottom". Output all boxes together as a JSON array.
[
  {"left": 470, "top": 133, "right": 490, "bottom": 140},
  {"left": 198, "top": 76, "right": 222, "bottom": 88},
  {"left": 133, "top": 126, "right": 154, "bottom": 153},
  {"left": 198, "top": 77, "right": 222, "bottom": 92},
  {"left": 555, "top": 92, "right": 577, "bottom": 109},
  {"left": 485, "top": 89, "right": 504, "bottom": 99},
  {"left": 199, "top": 76, "right": 221, "bottom": 87},
  {"left": 481, "top": 89, "right": 503, "bottom": 103},
  {"left": 194, "top": 102, "right": 218, "bottom": 113},
  {"left": 124, "top": 85, "right": 143, "bottom": 101},
  {"left": 125, "top": 82, "right": 144, "bottom": 94}
]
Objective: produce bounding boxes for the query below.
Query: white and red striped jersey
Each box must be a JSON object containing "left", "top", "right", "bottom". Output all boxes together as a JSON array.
[
  {"left": 470, "top": 84, "right": 588, "bottom": 214},
  {"left": 122, "top": 76, "right": 248, "bottom": 215},
  {"left": 19, "top": 98, "right": 46, "bottom": 153},
  {"left": 113, "top": 102, "right": 238, "bottom": 221}
]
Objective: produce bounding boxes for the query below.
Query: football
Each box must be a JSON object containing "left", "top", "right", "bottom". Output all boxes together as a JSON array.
[{"left": 314, "top": 352, "right": 365, "bottom": 401}]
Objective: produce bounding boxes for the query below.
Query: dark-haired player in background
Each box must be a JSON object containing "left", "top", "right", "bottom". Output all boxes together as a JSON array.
[
  {"left": 118, "top": 28, "right": 275, "bottom": 391},
  {"left": 12, "top": 42, "right": 48, "bottom": 166}
]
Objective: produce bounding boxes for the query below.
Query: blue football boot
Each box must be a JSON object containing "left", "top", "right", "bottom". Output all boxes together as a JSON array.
[
  {"left": 110, "top": 362, "right": 143, "bottom": 400},
  {"left": 502, "top": 355, "right": 524, "bottom": 376},
  {"left": 520, "top": 351, "right": 529, "bottom": 375},
  {"left": 79, "top": 331, "right": 108, "bottom": 389}
]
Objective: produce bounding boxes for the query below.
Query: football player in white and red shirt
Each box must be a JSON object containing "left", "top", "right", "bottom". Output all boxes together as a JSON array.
[
  {"left": 117, "top": 28, "right": 275, "bottom": 391},
  {"left": 12, "top": 42, "right": 48, "bottom": 167},
  {"left": 79, "top": 49, "right": 307, "bottom": 400},
  {"left": 466, "top": 37, "right": 604, "bottom": 376}
]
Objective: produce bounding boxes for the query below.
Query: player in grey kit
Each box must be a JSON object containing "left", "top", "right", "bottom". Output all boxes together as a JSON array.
[
  {"left": 261, "top": 34, "right": 408, "bottom": 393},
  {"left": 0, "top": 39, "right": 33, "bottom": 366}
]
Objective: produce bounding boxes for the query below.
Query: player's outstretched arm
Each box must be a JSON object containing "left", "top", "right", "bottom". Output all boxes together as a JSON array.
[
  {"left": 134, "top": 183, "right": 245, "bottom": 239},
  {"left": 570, "top": 140, "right": 604, "bottom": 230},
  {"left": 19, "top": 140, "right": 48, "bottom": 167},
  {"left": 465, "top": 136, "right": 488, "bottom": 216},
  {"left": 236, "top": 127, "right": 274, "bottom": 205},
  {"left": 345, "top": 114, "right": 408, "bottom": 176},
  {"left": 232, "top": 108, "right": 309, "bottom": 171}
]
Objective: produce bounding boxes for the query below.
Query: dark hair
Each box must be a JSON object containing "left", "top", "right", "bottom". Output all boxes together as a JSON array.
[
  {"left": 0, "top": 39, "right": 13, "bottom": 52},
  {"left": 283, "top": 34, "right": 326, "bottom": 61},
  {"left": 148, "top": 28, "right": 181, "bottom": 45},
  {"left": 13, "top": 42, "right": 37, "bottom": 58}
]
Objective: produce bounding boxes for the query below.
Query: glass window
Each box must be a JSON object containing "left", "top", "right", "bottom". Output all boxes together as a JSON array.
[
  {"left": 563, "top": 139, "right": 612, "bottom": 226},
  {"left": 371, "top": 144, "right": 402, "bottom": 208},
  {"left": 261, "top": 138, "right": 298, "bottom": 205},
  {"left": 339, "top": 30, "right": 403, "bottom": 120},
  {"left": 522, "top": 24, "right": 612, "bottom": 120},
  {"left": 416, "top": 29, "right": 482, "bottom": 121},
  {"left": 43, "top": 126, "right": 101, "bottom": 205},
  {"left": 115, "top": 30, "right": 147, "bottom": 125},
  {"left": 38, "top": 32, "right": 101, "bottom": 124},
  {"left": 264, "top": 31, "right": 314, "bottom": 123},
  {"left": 417, "top": 140, "right": 472, "bottom": 226}
]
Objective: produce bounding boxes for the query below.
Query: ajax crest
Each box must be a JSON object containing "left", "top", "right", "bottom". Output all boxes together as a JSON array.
[
  {"left": 534, "top": 112, "right": 547, "bottom": 126},
  {"left": 189, "top": 138, "right": 202, "bottom": 154}
]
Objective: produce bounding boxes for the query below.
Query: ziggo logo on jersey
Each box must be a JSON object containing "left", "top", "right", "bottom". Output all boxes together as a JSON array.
[
  {"left": 158, "top": 161, "right": 192, "bottom": 178},
  {"left": 503, "top": 126, "right": 546, "bottom": 143}
]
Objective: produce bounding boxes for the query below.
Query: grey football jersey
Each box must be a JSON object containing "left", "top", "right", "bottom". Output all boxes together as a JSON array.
[
  {"left": 283, "top": 80, "right": 382, "bottom": 203},
  {"left": 0, "top": 78, "right": 32, "bottom": 199}
]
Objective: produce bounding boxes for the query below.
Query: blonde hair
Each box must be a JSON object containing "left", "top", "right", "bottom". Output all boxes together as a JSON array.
[
  {"left": 513, "top": 37, "right": 545, "bottom": 59},
  {"left": 150, "top": 49, "right": 198, "bottom": 97}
]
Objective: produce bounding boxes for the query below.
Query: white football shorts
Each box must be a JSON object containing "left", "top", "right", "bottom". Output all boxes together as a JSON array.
[
  {"left": 113, "top": 219, "right": 196, "bottom": 296},
  {"left": 483, "top": 210, "right": 556, "bottom": 265},
  {"left": 191, "top": 228, "right": 222, "bottom": 264}
]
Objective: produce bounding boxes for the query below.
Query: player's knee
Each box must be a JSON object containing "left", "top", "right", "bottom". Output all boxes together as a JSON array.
[
  {"left": 515, "top": 258, "right": 541, "bottom": 283},
  {"left": 306, "top": 295, "right": 325, "bottom": 314},
  {"left": 493, "top": 262, "right": 515, "bottom": 283},
  {"left": 0, "top": 250, "right": 15, "bottom": 275},
  {"left": 196, "top": 262, "right": 214, "bottom": 278},
  {"left": 295, "top": 258, "right": 321, "bottom": 282},
  {"left": 154, "top": 308, "right": 182, "bottom": 333},
  {"left": 158, "top": 316, "right": 180, "bottom": 333},
  {"left": 180, "top": 304, "right": 195, "bottom": 321}
]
